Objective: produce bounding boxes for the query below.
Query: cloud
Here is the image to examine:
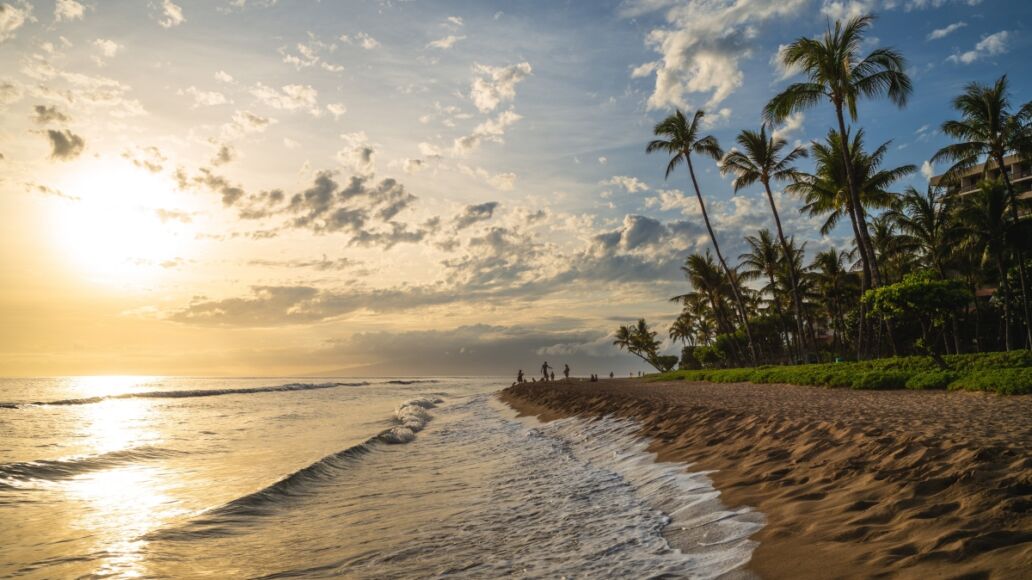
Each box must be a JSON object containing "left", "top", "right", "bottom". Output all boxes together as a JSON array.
[
  {"left": 470, "top": 62, "right": 532, "bottom": 113},
  {"left": 211, "top": 142, "right": 236, "bottom": 165},
  {"left": 428, "top": 35, "right": 466, "bottom": 49},
  {"left": 122, "top": 145, "right": 167, "bottom": 172},
  {"left": 928, "top": 21, "right": 965, "bottom": 40},
  {"left": 157, "top": 0, "right": 185, "bottom": 28},
  {"left": 771, "top": 111, "right": 804, "bottom": 141},
  {"left": 247, "top": 256, "right": 359, "bottom": 271},
  {"left": 280, "top": 36, "right": 343, "bottom": 72},
  {"left": 948, "top": 30, "right": 1010, "bottom": 64},
  {"left": 454, "top": 201, "right": 500, "bottom": 229},
  {"left": 920, "top": 160, "right": 934, "bottom": 182},
  {"left": 336, "top": 131, "right": 375, "bottom": 175},
  {"left": 819, "top": 0, "right": 876, "bottom": 20},
  {"left": 45, "top": 129, "right": 85, "bottom": 160},
  {"left": 214, "top": 70, "right": 234, "bottom": 83},
  {"left": 627, "top": 0, "right": 807, "bottom": 110},
  {"left": 222, "top": 110, "right": 274, "bottom": 138},
  {"left": 33, "top": 104, "right": 69, "bottom": 124},
  {"left": 0, "top": 1, "right": 33, "bottom": 43},
  {"left": 54, "top": 0, "right": 85, "bottom": 23},
  {"left": 453, "top": 108, "right": 522, "bottom": 153},
  {"left": 250, "top": 82, "right": 320, "bottom": 115},
  {"left": 340, "top": 32, "right": 379, "bottom": 50},
  {"left": 26, "top": 181, "right": 80, "bottom": 201},
  {"left": 445, "top": 16, "right": 464, "bottom": 27},
  {"left": 156, "top": 208, "right": 193, "bottom": 223},
  {"left": 0, "top": 79, "right": 21, "bottom": 106},
  {"left": 458, "top": 164, "right": 516, "bottom": 190},
  {"left": 181, "top": 86, "right": 230, "bottom": 107},
  {"left": 93, "top": 38, "right": 121, "bottom": 59},
  {"left": 326, "top": 102, "right": 346, "bottom": 119},
  {"left": 644, "top": 188, "right": 697, "bottom": 214},
  {"left": 601, "top": 175, "right": 649, "bottom": 193},
  {"left": 185, "top": 167, "right": 246, "bottom": 206}
]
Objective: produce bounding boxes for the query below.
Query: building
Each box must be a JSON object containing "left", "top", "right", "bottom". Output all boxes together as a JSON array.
[{"left": 930, "top": 153, "right": 1032, "bottom": 198}]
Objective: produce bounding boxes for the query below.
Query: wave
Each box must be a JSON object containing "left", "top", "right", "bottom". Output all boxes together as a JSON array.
[
  {"left": 0, "top": 446, "right": 187, "bottom": 483},
  {"left": 150, "top": 397, "right": 444, "bottom": 540},
  {"left": 2, "top": 382, "right": 370, "bottom": 408}
]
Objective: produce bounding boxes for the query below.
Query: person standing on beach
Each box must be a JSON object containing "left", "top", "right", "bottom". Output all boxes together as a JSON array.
[
  {"left": 563, "top": 364, "right": 570, "bottom": 380},
  {"left": 550, "top": 370, "right": 555, "bottom": 382},
  {"left": 517, "top": 369, "right": 524, "bottom": 383},
  {"left": 541, "top": 361, "right": 551, "bottom": 381}
]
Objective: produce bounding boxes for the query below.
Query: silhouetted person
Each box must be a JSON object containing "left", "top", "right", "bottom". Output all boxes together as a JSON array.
[
  {"left": 609, "top": 372, "right": 614, "bottom": 379},
  {"left": 517, "top": 369, "right": 524, "bottom": 383},
  {"left": 541, "top": 361, "right": 551, "bottom": 381},
  {"left": 563, "top": 364, "right": 570, "bottom": 380},
  {"left": 550, "top": 371, "right": 555, "bottom": 382}
]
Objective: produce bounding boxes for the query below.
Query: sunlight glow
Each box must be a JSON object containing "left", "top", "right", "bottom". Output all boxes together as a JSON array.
[{"left": 48, "top": 160, "right": 196, "bottom": 287}]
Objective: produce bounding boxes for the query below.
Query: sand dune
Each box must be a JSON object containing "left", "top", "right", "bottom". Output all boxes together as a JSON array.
[{"left": 501, "top": 379, "right": 1032, "bottom": 579}]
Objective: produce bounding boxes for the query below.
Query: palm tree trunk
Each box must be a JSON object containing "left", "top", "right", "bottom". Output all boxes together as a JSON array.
[
  {"left": 842, "top": 197, "right": 869, "bottom": 359},
  {"left": 762, "top": 181, "right": 807, "bottom": 359},
  {"left": 996, "top": 254, "right": 1013, "bottom": 351},
  {"left": 686, "top": 156, "right": 758, "bottom": 364},
  {"left": 766, "top": 271, "right": 793, "bottom": 359},
  {"left": 834, "top": 104, "right": 881, "bottom": 288},
  {"left": 995, "top": 155, "right": 1032, "bottom": 349}
]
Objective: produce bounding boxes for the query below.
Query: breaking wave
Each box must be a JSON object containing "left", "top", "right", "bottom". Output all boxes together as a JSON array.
[
  {"left": 0, "top": 446, "right": 187, "bottom": 484},
  {"left": 2, "top": 382, "right": 370, "bottom": 408},
  {"left": 151, "top": 397, "right": 444, "bottom": 540}
]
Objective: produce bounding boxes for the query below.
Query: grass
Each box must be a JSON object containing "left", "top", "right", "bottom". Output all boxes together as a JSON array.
[{"left": 650, "top": 350, "right": 1032, "bottom": 395}]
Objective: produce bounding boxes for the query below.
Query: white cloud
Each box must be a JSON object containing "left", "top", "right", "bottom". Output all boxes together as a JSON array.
[
  {"left": 948, "top": 30, "right": 1009, "bottom": 64},
  {"left": 221, "top": 110, "right": 275, "bottom": 138},
  {"left": 628, "top": 0, "right": 807, "bottom": 110},
  {"left": 428, "top": 35, "right": 465, "bottom": 50},
  {"left": 326, "top": 102, "right": 347, "bottom": 119},
  {"left": 337, "top": 131, "right": 376, "bottom": 175},
  {"left": 459, "top": 164, "right": 517, "bottom": 191},
  {"left": 92, "top": 38, "right": 122, "bottom": 59},
  {"left": 54, "top": 0, "right": 85, "bottom": 23},
  {"left": 921, "top": 160, "right": 934, "bottom": 182},
  {"left": 928, "top": 21, "right": 965, "bottom": 40},
  {"left": 181, "top": 86, "right": 230, "bottom": 107},
  {"left": 470, "top": 62, "right": 532, "bottom": 113},
  {"left": 598, "top": 156, "right": 608, "bottom": 165},
  {"left": 771, "top": 111, "right": 804, "bottom": 141},
  {"left": 0, "top": 1, "right": 33, "bottom": 43},
  {"left": 644, "top": 188, "right": 698, "bottom": 214},
  {"left": 819, "top": 0, "right": 876, "bottom": 20},
  {"left": 601, "top": 175, "right": 649, "bottom": 193},
  {"left": 445, "top": 16, "right": 464, "bottom": 27},
  {"left": 157, "top": 0, "right": 185, "bottom": 29},
  {"left": 340, "top": 32, "right": 380, "bottom": 50},
  {"left": 214, "top": 70, "right": 235, "bottom": 83},
  {"left": 452, "top": 108, "right": 523, "bottom": 153},
  {"left": 250, "top": 82, "right": 320, "bottom": 115}
]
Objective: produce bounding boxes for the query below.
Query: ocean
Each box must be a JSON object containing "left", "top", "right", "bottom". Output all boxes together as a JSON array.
[{"left": 0, "top": 377, "right": 761, "bottom": 578}]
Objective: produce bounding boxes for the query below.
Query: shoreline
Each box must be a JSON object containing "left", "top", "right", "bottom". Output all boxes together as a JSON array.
[{"left": 500, "top": 379, "right": 1032, "bottom": 579}]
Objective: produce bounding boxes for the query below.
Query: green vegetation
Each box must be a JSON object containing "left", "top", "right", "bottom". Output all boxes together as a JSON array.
[
  {"left": 620, "top": 14, "right": 1032, "bottom": 382},
  {"left": 650, "top": 351, "right": 1032, "bottom": 395}
]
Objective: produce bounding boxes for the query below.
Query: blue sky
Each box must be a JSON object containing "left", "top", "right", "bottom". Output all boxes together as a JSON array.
[{"left": 0, "top": 0, "right": 1028, "bottom": 376}]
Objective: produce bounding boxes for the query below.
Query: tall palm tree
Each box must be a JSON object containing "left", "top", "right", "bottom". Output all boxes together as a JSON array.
[
  {"left": 721, "top": 126, "right": 809, "bottom": 355},
  {"left": 931, "top": 75, "right": 1032, "bottom": 347},
  {"left": 765, "top": 14, "right": 912, "bottom": 289},
  {"left": 886, "top": 186, "right": 960, "bottom": 279},
  {"left": 676, "top": 251, "right": 738, "bottom": 337},
  {"left": 789, "top": 130, "right": 914, "bottom": 280},
  {"left": 739, "top": 229, "right": 793, "bottom": 351},
  {"left": 808, "top": 248, "right": 860, "bottom": 353},
  {"left": 647, "top": 109, "right": 758, "bottom": 362},
  {"left": 956, "top": 180, "right": 1016, "bottom": 350},
  {"left": 669, "top": 312, "right": 695, "bottom": 347},
  {"left": 613, "top": 319, "right": 664, "bottom": 370}
]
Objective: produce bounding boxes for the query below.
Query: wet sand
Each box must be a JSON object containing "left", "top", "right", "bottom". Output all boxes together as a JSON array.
[{"left": 501, "top": 379, "right": 1032, "bottom": 579}]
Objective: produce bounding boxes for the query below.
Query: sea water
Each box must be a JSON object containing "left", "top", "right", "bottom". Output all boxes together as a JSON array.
[{"left": 0, "top": 377, "right": 761, "bottom": 578}]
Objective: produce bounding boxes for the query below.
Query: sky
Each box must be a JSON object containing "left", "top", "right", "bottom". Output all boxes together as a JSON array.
[{"left": 0, "top": 0, "right": 1029, "bottom": 377}]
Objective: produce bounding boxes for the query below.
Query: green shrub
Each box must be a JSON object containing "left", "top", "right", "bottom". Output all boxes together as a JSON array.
[
  {"left": 851, "top": 371, "right": 911, "bottom": 390},
  {"left": 948, "top": 368, "right": 1032, "bottom": 395},
  {"left": 905, "top": 370, "right": 957, "bottom": 390}
]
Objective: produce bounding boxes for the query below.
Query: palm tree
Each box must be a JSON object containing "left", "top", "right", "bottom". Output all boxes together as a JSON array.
[
  {"left": 614, "top": 319, "right": 664, "bottom": 370},
  {"left": 931, "top": 75, "right": 1032, "bottom": 347},
  {"left": 647, "top": 109, "right": 758, "bottom": 362},
  {"left": 669, "top": 312, "right": 695, "bottom": 347},
  {"left": 765, "top": 14, "right": 912, "bottom": 289},
  {"left": 956, "top": 180, "right": 1018, "bottom": 350},
  {"left": 721, "top": 126, "right": 809, "bottom": 355},
  {"left": 739, "top": 229, "right": 793, "bottom": 352},
  {"left": 886, "top": 186, "right": 959, "bottom": 279},
  {"left": 677, "top": 251, "right": 739, "bottom": 337},
  {"left": 808, "top": 248, "right": 860, "bottom": 353}
]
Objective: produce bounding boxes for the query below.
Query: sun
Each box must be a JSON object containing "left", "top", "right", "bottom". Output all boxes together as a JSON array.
[{"left": 48, "top": 159, "right": 197, "bottom": 287}]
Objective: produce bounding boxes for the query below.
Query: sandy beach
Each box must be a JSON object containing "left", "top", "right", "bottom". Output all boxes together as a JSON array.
[{"left": 501, "top": 379, "right": 1032, "bottom": 579}]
